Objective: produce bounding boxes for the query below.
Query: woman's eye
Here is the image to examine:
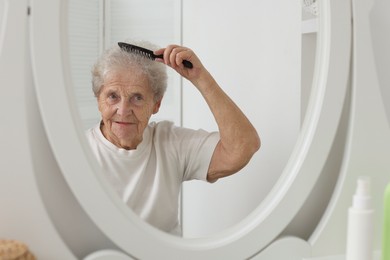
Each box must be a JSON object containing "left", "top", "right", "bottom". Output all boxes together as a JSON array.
[
  {"left": 108, "top": 93, "right": 118, "bottom": 100},
  {"left": 131, "top": 94, "right": 144, "bottom": 105},
  {"left": 105, "top": 92, "right": 119, "bottom": 104}
]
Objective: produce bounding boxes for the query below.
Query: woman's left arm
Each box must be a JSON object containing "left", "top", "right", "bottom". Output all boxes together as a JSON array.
[{"left": 155, "top": 45, "right": 261, "bottom": 183}]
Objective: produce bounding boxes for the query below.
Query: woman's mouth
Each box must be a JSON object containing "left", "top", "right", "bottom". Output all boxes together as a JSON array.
[{"left": 114, "top": 121, "right": 135, "bottom": 126}]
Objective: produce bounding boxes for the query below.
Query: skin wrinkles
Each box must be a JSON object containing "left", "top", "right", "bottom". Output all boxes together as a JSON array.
[{"left": 98, "top": 68, "right": 161, "bottom": 150}]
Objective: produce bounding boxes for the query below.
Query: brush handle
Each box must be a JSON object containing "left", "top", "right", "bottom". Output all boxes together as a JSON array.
[
  {"left": 118, "top": 42, "right": 193, "bottom": 69},
  {"left": 155, "top": 54, "right": 193, "bottom": 69}
]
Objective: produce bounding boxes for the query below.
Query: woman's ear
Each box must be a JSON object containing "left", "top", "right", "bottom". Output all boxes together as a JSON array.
[{"left": 153, "top": 97, "right": 163, "bottom": 114}]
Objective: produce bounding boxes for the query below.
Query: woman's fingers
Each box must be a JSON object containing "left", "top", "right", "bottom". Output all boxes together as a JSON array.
[
  {"left": 154, "top": 48, "right": 165, "bottom": 63},
  {"left": 168, "top": 45, "right": 185, "bottom": 68},
  {"left": 155, "top": 45, "right": 192, "bottom": 68},
  {"left": 154, "top": 45, "right": 203, "bottom": 81}
]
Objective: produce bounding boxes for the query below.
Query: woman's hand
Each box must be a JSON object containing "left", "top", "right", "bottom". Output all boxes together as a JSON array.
[{"left": 154, "top": 45, "right": 208, "bottom": 84}]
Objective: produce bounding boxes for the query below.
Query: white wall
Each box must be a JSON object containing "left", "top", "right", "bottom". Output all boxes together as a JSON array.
[
  {"left": 370, "top": 0, "right": 390, "bottom": 126},
  {"left": 181, "top": 0, "right": 301, "bottom": 237}
]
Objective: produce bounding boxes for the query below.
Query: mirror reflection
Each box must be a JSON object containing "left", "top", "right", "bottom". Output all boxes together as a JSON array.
[{"left": 68, "top": 0, "right": 307, "bottom": 237}]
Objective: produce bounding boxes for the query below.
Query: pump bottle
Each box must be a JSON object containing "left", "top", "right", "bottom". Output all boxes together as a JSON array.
[{"left": 346, "top": 176, "right": 374, "bottom": 260}]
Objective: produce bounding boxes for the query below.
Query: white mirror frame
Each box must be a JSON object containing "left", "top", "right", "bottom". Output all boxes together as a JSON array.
[{"left": 29, "top": 0, "right": 351, "bottom": 258}]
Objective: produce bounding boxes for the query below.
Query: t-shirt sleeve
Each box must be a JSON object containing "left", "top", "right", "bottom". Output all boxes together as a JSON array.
[
  {"left": 173, "top": 126, "right": 220, "bottom": 182},
  {"left": 183, "top": 129, "right": 220, "bottom": 181},
  {"left": 157, "top": 122, "right": 220, "bottom": 182}
]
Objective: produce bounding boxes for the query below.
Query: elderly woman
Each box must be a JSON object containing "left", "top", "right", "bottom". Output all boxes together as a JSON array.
[{"left": 86, "top": 41, "right": 260, "bottom": 235}]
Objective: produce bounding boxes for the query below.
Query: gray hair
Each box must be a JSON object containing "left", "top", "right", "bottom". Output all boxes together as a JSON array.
[{"left": 91, "top": 40, "right": 167, "bottom": 101}]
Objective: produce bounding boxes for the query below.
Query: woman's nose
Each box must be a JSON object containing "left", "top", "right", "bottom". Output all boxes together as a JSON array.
[{"left": 116, "top": 101, "right": 132, "bottom": 115}]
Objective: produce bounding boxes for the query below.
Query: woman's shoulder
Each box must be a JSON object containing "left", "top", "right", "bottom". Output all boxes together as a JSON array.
[
  {"left": 148, "top": 120, "right": 177, "bottom": 139},
  {"left": 149, "top": 120, "right": 216, "bottom": 140},
  {"left": 149, "top": 120, "right": 199, "bottom": 135},
  {"left": 85, "top": 122, "right": 102, "bottom": 140},
  {"left": 149, "top": 120, "right": 175, "bottom": 129}
]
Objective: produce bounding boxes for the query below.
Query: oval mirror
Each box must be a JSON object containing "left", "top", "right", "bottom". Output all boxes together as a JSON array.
[
  {"left": 30, "top": 0, "right": 351, "bottom": 258},
  {"left": 68, "top": 0, "right": 302, "bottom": 238}
]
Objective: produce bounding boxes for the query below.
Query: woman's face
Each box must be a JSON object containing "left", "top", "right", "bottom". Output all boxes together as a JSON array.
[{"left": 97, "top": 68, "right": 161, "bottom": 150}]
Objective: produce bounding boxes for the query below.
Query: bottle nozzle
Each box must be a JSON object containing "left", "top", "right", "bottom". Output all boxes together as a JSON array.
[
  {"left": 352, "top": 176, "right": 372, "bottom": 210},
  {"left": 356, "top": 176, "right": 371, "bottom": 196}
]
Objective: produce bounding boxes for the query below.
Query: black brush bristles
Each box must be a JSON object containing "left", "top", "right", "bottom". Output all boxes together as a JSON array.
[{"left": 118, "top": 42, "right": 193, "bottom": 69}]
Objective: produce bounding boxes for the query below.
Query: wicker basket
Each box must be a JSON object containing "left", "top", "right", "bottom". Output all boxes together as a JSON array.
[{"left": 0, "top": 240, "right": 36, "bottom": 260}]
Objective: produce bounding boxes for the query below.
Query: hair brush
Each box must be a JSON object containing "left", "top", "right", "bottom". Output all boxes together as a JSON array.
[{"left": 118, "top": 42, "right": 193, "bottom": 69}]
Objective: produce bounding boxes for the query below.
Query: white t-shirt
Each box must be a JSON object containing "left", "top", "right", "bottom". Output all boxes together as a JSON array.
[{"left": 85, "top": 121, "right": 220, "bottom": 235}]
